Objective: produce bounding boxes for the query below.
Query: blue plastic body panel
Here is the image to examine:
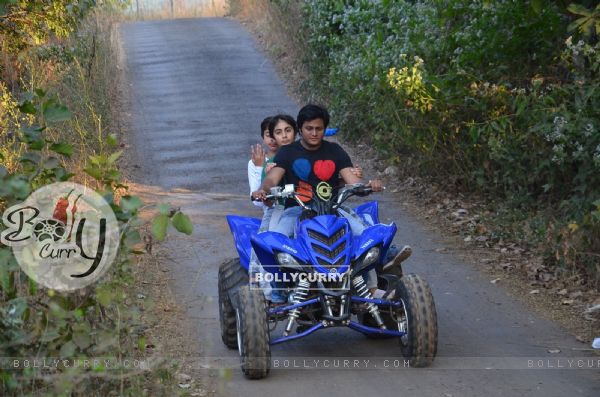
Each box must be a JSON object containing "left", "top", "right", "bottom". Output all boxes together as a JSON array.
[
  {"left": 226, "top": 215, "right": 260, "bottom": 270},
  {"left": 354, "top": 201, "right": 379, "bottom": 225}
]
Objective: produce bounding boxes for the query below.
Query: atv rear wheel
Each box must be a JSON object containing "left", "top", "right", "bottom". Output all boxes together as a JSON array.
[
  {"left": 396, "top": 274, "right": 438, "bottom": 367},
  {"left": 218, "top": 258, "right": 248, "bottom": 349},
  {"left": 236, "top": 285, "right": 270, "bottom": 379}
]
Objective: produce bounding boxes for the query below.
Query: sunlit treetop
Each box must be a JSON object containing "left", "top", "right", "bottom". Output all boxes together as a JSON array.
[{"left": 0, "top": 0, "right": 128, "bottom": 53}]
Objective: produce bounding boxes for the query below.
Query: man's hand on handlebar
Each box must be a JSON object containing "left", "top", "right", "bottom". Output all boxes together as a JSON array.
[
  {"left": 251, "top": 189, "right": 268, "bottom": 202},
  {"left": 366, "top": 179, "right": 384, "bottom": 192}
]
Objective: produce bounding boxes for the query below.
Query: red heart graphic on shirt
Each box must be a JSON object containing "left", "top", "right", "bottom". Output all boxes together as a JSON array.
[{"left": 313, "top": 160, "right": 336, "bottom": 181}]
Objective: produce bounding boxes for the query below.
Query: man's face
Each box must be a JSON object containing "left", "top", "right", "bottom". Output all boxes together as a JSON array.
[{"left": 300, "top": 118, "right": 325, "bottom": 149}]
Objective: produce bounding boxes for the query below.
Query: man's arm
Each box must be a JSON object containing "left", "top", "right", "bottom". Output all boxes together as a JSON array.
[
  {"left": 340, "top": 167, "right": 384, "bottom": 192},
  {"left": 251, "top": 166, "right": 285, "bottom": 201},
  {"left": 339, "top": 167, "right": 361, "bottom": 184}
]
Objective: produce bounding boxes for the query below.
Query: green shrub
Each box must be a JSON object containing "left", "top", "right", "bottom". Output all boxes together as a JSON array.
[
  {"left": 1, "top": 1, "right": 191, "bottom": 394},
  {"left": 292, "top": 0, "right": 600, "bottom": 279}
]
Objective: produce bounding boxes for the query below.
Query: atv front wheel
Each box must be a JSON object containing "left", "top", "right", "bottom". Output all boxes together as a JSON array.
[
  {"left": 396, "top": 274, "right": 438, "bottom": 367},
  {"left": 218, "top": 259, "right": 248, "bottom": 349},
  {"left": 236, "top": 285, "right": 270, "bottom": 379}
]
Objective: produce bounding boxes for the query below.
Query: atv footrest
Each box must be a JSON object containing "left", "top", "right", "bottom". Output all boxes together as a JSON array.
[{"left": 350, "top": 296, "right": 403, "bottom": 307}]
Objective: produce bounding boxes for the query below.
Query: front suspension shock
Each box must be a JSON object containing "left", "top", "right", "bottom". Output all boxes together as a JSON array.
[
  {"left": 352, "top": 275, "right": 386, "bottom": 329},
  {"left": 284, "top": 279, "right": 310, "bottom": 336}
]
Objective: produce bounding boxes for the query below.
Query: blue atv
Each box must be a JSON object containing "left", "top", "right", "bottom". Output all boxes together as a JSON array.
[{"left": 219, "top": 183, "right": 438, "bottom": 379}]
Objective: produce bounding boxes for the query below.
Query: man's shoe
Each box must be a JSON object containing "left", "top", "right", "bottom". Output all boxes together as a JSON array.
[
  {"left": 372, "top": 288, "right": 396, "bottom": 300},
  {"left": 382, "top": 245, "right": 412, "bottom": 275}
]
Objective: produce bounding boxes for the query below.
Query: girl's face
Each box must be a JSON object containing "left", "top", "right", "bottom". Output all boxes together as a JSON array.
[
  {"left": 263, "top": 129, "right": 278, "bottom": 153},
  {"left": 272, "top": 120, "right": 295, "bottom": 147}
]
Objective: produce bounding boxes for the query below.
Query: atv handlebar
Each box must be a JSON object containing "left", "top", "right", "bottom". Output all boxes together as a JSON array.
[
  {"left": 251, "top": 185, "right": 296, "bottom": 202},
  {"left": 334, "top": 183, "right": 386, "bottom": 207},
  {"left": 251, "top": 183, "right": 383, "bottom": 205}
]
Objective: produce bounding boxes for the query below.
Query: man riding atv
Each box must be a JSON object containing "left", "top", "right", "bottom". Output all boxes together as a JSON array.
[
  {"left": 251, "top": 104, "right": 405, "bottom": 296},
  {"left": 221, "top": 104, "right": 437, "bottom": 380}
]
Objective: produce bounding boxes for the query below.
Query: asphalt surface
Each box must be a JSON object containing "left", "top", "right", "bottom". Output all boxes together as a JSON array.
[{"left": 120, "top": 18, "right": 599, "bottom": 397}]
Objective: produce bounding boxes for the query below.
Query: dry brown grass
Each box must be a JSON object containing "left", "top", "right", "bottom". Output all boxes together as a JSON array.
[
  {"left": 126, "top": 0, "right": 229, "bottom": 20},
  {"left": 0, "top": 10, "right": 122, "bottom": 189}
]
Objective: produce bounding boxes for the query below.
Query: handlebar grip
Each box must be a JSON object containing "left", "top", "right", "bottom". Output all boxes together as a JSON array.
[
  {"left": 251, "top": 194, "right": 276, "bottom": 202},
  {"left": 354, "top": 188, "right": 372, "bottom": 197}
]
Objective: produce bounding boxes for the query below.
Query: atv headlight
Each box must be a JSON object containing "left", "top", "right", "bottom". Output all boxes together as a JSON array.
[
  {"left": 362, "top": 247, "right": 380, "bottom": 267},
  {"left": 276, "top": 252, "right": 301, "bottom": 268}
]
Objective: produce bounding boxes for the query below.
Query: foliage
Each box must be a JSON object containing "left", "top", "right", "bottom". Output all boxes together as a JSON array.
[
  {"left": 286, "top": 0, "right": 600, "bottom": 280},
  {"left": 386, "top": 56, "right": 437, "bottom": 114},
  {"left": 0, "top": 0, "right": 95, "bottom": 56},
  {"left": 1, "top": 1, "right": 191, "bottom": 394},
  {"left": 567, "top": 2, "right": 600, "bottom": 38},
  {"left": 547, "top": 200, "right": 600, "bottom": 283},
  {"left": 0, "top": 0, "right": 129, "bottom": 89},
  {"left": 0, "top": 0, "right": 129, "bottom": 53},
  {"left": 0, "top": 88, "right": 192, "bottom": 395}
]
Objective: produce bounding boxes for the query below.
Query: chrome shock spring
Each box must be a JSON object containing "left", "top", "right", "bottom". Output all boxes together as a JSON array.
[
  {"left": 352, "top": 275, "right": 386, "bottom": 329},
  {"left": 284, "top": 279, "right": 311, "bottom": 336},
  {"left": 323, "top": 296, "right": 334, "bottom": 317}
]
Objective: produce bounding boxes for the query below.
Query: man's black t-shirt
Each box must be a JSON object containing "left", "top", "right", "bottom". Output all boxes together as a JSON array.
[{"left": 273, "top": 140, "right": 353, "bottom": 207}]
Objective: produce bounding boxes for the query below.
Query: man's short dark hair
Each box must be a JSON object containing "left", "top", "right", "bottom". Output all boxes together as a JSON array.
[
  {"left": 297, "top": 104, "right": 329, "bottom": 130},
  {"left": 268, "top": 114, "right": 298, "bottom": 138},
  {"left": 260, "top": 116, "right": 273, "bottom": 138}
]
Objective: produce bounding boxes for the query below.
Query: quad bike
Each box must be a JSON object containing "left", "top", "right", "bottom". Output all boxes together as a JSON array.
[{"left": 219, "top": 183, "right": 437, "bottom": 379}]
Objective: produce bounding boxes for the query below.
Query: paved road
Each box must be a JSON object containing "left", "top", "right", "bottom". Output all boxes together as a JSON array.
[{"left": 120, "top": 18, "right": 599, "bottom": 397}]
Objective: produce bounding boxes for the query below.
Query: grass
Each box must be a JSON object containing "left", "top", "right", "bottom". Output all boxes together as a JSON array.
[
  {"left": 0, "top": 7, "right": 170, "bottom": 395},
  {"left": 0, "top": 8, "right": 124, "bottom": 188}
]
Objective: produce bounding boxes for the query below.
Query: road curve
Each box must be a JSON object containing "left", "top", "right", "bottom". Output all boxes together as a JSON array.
[{"left": 120, "top": 18, "right": 599, "bottom": 397}]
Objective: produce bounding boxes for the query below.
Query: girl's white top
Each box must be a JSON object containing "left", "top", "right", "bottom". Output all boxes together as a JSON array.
[{"left": 248, "top": 159, "right": 267, "bottom": 211}]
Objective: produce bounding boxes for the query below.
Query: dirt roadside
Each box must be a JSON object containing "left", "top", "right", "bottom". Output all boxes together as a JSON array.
[
  {"left": 233, "top": 12, "right": 600, "bottom": 345},
  {"left": 110, "top": 22, "right": 219, "bottom": 396}
]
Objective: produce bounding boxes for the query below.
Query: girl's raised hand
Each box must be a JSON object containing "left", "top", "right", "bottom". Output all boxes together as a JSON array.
[{"left": 251, "top": 144, "right": 265, "bottom": 166}]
